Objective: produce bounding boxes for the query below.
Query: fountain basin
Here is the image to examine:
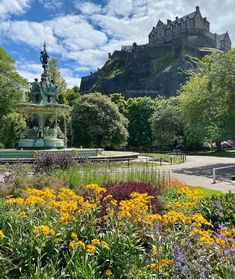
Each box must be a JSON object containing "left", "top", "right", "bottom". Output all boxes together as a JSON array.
[
  {"left": 17, "top": 103, "right": 71, "bottom": 116},
  {"left": 0, "top": 148, "right": 103, "bottom": 161}
]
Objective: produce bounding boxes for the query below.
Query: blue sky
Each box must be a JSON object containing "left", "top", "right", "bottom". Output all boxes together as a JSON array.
[{"left": 0, "top": 0, "right": 234, "bottom": 88}]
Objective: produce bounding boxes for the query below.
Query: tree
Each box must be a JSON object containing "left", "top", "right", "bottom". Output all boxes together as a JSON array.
[
  {"left": 150, "top": 98, "right": 184, "bottom": 148},
  {"left": 0, "top": 48, "right": 28, "bottom": 147},
  {"left": 71, "top": 93, "right": 128, "bottom": 148},
  {"left": 0, "top": 112, "right": 26, "bottom": 148},
  {"left": 110, "top": 93, "right": 127, "bottom": 115},
  {"left": 64, "top": 86, "right": 80, "bottom": 106},
  {"left": 48, "top": 58, "right": 67, "bottom": 103},
  {"left": 126, "top": 97, "right": 156, "bottom": 148},
  {"left": 179, "top": 49, "right": 235, "bottom": 150}
]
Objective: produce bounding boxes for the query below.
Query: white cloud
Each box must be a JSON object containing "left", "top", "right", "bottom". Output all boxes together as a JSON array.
[
  {"left": 60, "top": 68, "right": 81, "bottom": 88},
  {"left": 0, "top": 20, "right": 61, "bottom": 52},
  {"left": 49, "top": 15, "right": 107, "bottom": 50},
  {"left": 74, "top": 1, "right": 102, "bottom": 15},
  {"left": 0, "top": 0, "right": 31, "bottom": 19},
  {"left": 64, "top": 48, "right": 107, "bottom": 69},
  {"left": 39, "top": 0, "right": 64, "bottom": 10},
  {"left": 105, "top": 0, "right": 133, "bottom": 17}
]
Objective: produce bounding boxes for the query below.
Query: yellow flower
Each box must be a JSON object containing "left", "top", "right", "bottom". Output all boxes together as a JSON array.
[
  {"left": 86, "top": 184, "right": 107, "bottom": 194},
  {"left": 103, "top": 195, "right": 113, "bottom": 201},
  {"left": 71, "top": 232, "right": 78, "bottom": 240},
  {"left": 191, "top": 214, "right": 213, "bottom": 227},
  {"left": 33, "top": 225, "right": 54, "bottom": 236},
  {"left": 69, "top": 241, "right": 77, "bottom": 249},
  {"left": 0, "top": 230, "right": 5, "bottom": 239},
  {"left": 144, "top": 214, "right": 162, "bottom": 225},
  {"left": 150, "top": 263, "right": 158, "bottom": 270},
  {"left": 59, "top": 212, "right": 74, "bottom": 225},
  {"left": 215, "top": 238, "right": 225, "bottom": 245},
  {"left": 6, "top": 197, "right": 24, "bottom": 205},
  {"left": 100, "top": 241, "right": 109, "bottom": 249},
  {"left": 151, "top": 248, "right": 161, "bottom": 255},
  {"left": 104, "top": 269, "right": 113, "bottom": 276},
  {"left": 150, "top": 259, "right": 174, "bottom": 270},
  {"left": 86, "top": 244, "right": 96, "bottom": 254},
  {"left": 231, "top": 241, "right": 235, "bottom": 250},
  {"left": 24, "top": 196, "right": 45, "bottom": 206},
  {"left": 78, "top": 240, "right": 86, "bottom": 249},
  {"left": 91, "top": 239, "right": 101, "bottom": 245},
  {"left": 110, "top": 199, "right": 117, "bottom": 206},
  {"left": 19, "top": 211, "right": 27, "bottom": 217}
]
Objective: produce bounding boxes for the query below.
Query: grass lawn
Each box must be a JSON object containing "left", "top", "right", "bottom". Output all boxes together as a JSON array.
[
  {"left": 188, "top": 149, "right": 235, "bottom": 158},
  {"left": 195, "top": 186, "right": 223, "bottom": 197},
  {"left": 140, "top": 152, "right": 185, "bottom": 164}
]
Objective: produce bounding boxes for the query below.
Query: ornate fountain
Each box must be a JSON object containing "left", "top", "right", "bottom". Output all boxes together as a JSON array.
[
  {"left": 0, "top": 43, "right": 103, "bottom": 160},
  {"left": 17, "top": 42, "right": 70, "bottom": 149}
]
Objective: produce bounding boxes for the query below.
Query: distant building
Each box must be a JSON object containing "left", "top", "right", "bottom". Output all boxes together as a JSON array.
[{"left": 148, "top": 6, "right": 231, "bottom": 51}]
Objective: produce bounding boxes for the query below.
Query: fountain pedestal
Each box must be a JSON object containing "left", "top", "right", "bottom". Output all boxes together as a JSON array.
[{"left": 17, "top": 103, "right": 71, "bottom": 149}]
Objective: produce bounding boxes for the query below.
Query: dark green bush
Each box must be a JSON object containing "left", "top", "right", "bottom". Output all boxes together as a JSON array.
[{"left": 196, "top": 192, "right": 235, "bottom": 230}]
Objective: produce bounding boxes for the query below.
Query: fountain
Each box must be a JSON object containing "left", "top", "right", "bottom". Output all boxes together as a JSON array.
[{"left": 0, "top": 43, "right": 102, "bottom": 161}]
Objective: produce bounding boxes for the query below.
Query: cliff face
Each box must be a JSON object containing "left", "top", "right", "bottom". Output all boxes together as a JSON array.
[{"left": 80, "top": 47, "right": 201, "bottom": 98}]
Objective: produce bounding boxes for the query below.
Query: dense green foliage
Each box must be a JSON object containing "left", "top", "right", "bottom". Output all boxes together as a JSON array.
[
  {"left": 110, "top": 93, "right": 127, "bottom": 115},
  {"left": 48, "top": 58, "right": 67, "bottom": 101},
  {"left": 179, "top": 49, "right": 235, "bottom": 149},
  {"left": 0, "top": 48, "right": 28, "bottom": 148},
  {"left": 126, "top": 97, "right": 156, "bottom": 148},
  {"left": 196, "top": 192, "right": 235, "bottom": 229},
  {"left": 72, "top": 93, "right": 128, "bottom": 148},
  {"left": 0, "top": 112, "right": 26, "bottom": 148},
  {"left": 64, "top": 86, "right": 80, "bottom": 106},
  {"left": 150, "top": 98, "right": 184, "bottom": 148}
]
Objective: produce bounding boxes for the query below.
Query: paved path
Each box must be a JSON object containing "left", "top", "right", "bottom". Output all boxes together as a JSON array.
[{"left": 161, "top": 156, "right": 235, "bottom": 193}]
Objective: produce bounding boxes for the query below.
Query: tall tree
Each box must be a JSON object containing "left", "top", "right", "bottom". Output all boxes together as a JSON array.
[
  {"left": 0, "top": 48, "right": 27, "bottom": 147},
  {"left": 65, "top": 86, "right": 80, "bottom": 106},
  {"left": 150, "top": 98, "right": 184, "bottom": 148},
  {"left": 48, "top": 58, "right": 67, "bottom": 103},
  {"left": 179, "top": 49, "right": 235, "bottom": 149},
  {"left": 126, "top": 97, "right": 156, "bottom": 148},
  {"left": 110, "top": 93, "right": 127, "bottom": 115},
  {"left": 72, "top": 93, "right": 128, "bottom": 148}
]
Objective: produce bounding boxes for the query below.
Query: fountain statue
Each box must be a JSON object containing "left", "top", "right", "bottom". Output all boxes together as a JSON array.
[
  {"left": 0, "top": 43, "right": 103, "bottom": 160},
  {"left": 17, "top": 42, "right": 70, "bottom": 149}
]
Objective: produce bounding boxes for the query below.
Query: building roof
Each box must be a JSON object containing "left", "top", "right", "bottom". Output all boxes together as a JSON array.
[{"left": 173, "top": 11, "right": 196, "bottom": 24}]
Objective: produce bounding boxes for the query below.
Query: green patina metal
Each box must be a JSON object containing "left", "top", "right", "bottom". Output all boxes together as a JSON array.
[
  {"left": 0, "top": 43, "right": 104, "bottom": 160},
  {"left": 17, "top": 42, "right": 71, "bottom": 150}
]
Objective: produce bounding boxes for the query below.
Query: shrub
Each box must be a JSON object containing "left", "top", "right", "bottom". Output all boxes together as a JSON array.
[
  {"left": 196, "top": 192, "right": 235, "bottom": 229},
  {"left": 34, "top": 152, "right": 75, "bottom": 173},
  {"left": 102, "top": 182, "right": 162, "bottom": 213}
]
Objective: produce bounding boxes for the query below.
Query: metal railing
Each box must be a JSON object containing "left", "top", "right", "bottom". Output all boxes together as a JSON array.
[{"left": 212, "top": 165, "right": 235, "bottom": 184}]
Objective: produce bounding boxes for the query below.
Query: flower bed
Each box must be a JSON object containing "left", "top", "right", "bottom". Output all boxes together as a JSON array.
[{"left": 0, "top": 181, "right": 234, "bottom": 278}]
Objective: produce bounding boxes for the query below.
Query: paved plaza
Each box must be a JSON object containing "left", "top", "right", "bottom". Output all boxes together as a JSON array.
[{"left": 162, "top": 156, "right": 235, "bottom": 192}]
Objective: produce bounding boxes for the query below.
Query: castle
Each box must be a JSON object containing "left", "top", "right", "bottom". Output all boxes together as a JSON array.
[
  {"left": 122, "top": 6, "right": 231, "bottom": 54},
  {"left": 148, "top": 6, "right": 231, "bottom": 51},
  {"left": 80, "top": 7, "right": 232, "bottom": 97}
]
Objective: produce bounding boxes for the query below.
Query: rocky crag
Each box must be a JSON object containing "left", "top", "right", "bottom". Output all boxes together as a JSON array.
[{"left": 80, "top": 6, "right": 231, "bottom": 98}]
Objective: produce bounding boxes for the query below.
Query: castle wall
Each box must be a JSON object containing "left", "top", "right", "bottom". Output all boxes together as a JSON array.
[
  {"left": 220, "top": 37, "right": 231, "bottom": 51},
  {"left": 194, "top": 13, "right": 209, "bottom": 30}
]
